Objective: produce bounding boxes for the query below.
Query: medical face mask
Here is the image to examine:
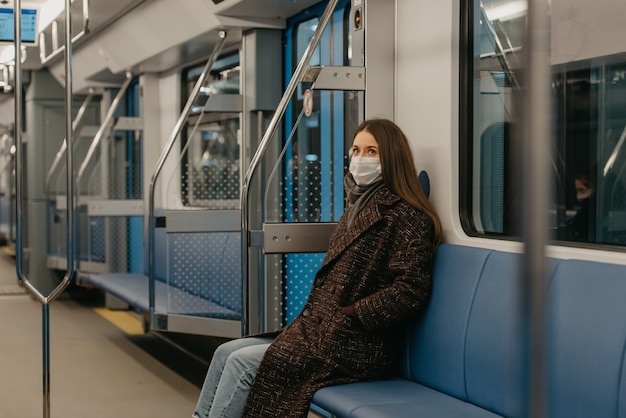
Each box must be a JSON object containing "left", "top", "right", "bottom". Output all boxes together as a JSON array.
[
  {"left": 577, "top": 188, "right": 591, "bottom": 201},
  {"left": 349, "top": 156, "right": 382, "bottom": 186},
  {"left": 575, "top": 179, "right": 592, "bottom": 201}
]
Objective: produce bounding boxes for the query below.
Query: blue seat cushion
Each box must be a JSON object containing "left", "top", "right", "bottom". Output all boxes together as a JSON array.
[
  {"left": 547, "top": 259, "right": 626, "bottom": 418},
  {"left": 87, "top": 273, "right": 241, "bottom": 320},
  {"left": 312, "top": 379, "right": 503, "bottom": 418},
  {"left": 405, "top": 244, "right": 492, "bottom": 399}
]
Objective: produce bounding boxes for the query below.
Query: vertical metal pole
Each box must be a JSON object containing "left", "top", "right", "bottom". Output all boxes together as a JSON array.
[
  {"left": 14, "top": 0, "right": 23, "bottom": 286},
  {"left": 521, "top": 0, "right": 551, "bottom": 416},
  {"left": 42, "top": 304, "right": 51, "bottom": 418},
  {"left": 15, "top": 0, "right": 75, "bottom": 416},
  {"left": 63, "top": 0, "right": 75, "bottom": 284}
]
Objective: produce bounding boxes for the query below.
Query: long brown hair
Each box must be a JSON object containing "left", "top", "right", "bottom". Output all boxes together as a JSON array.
[{"left": 353, "top": 118, "right": 442, "bottom": 246}]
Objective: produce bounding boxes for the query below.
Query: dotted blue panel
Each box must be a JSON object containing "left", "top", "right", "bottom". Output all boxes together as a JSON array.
[
  {"left": 88, "top": 216, "right": 106, "bottom": 262},
  {"left": 128, "top": 216, "right": 143, "bottom": 273},
  {"left": 74, "top": 214, "right": 145, "bottom": 272},
  {"left": 167, "top": 232, "right": 242, "bottom": 315},
  {"left": 284, "top": 252, "right": 324, "bottom": 324}
]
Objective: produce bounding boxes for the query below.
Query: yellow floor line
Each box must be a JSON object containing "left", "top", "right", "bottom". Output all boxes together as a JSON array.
[{"left": 94, "top": 308, "right": 144, "bottom": 335}]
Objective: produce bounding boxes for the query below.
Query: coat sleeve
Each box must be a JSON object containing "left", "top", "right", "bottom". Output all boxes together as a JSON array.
[{"left": 352, "top": 210, "right": 434, "bottom": 333}]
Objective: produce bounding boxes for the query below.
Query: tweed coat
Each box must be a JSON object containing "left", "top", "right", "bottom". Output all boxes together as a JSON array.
[{"left": 242, "top": 185, "right": 435, "bottom": 418}]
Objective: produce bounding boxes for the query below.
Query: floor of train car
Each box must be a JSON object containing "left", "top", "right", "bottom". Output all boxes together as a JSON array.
[{"left": 0, "top": 251, "right": 322, "bottom": 418}]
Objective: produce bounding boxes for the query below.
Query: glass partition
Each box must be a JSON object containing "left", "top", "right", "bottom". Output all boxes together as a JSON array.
[{"left": 180, "top": 53, "right": 241, "bottom": 209}]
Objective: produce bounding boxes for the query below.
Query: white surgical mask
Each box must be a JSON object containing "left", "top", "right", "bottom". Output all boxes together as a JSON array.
[
  {"left": 349, "top": 156, "right": 382, "bottom": 186},
  {"left": 577, "top": 189, "right": 591, "bottom": 201}
]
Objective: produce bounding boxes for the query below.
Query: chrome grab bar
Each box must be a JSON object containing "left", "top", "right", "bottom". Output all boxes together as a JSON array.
[
  {"left": 77, "top": 72, "right": 133, "bottom": 189},
  {"left": 240, "top": 0, "right": 340, "bottom": 336},
  {"left": 147, "top": 30, "right": 228, "bottom": 328},
  {"left": 45, "top": 90, "right": 94, "bottom": 195},
  {"left": 39, "top": 0, "right": 90, "bottom": 65},
  {"left": 14, "top": 1, "right": 76, "bottom": 416}
]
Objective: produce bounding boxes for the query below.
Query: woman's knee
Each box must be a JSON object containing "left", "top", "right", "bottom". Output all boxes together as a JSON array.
[
  {"left": 213, "top": 340, "right": 238, "bottom": 360},
  {"left": 225, "top": 343, "right": 270, "bottom": 372},
  {"left": 214, "top": 338, "right": 258, "bottom": 362}
]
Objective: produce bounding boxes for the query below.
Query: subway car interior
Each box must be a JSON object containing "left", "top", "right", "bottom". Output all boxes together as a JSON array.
[{"left": 1, "top": 0, "right": 626, "bottom": 417}]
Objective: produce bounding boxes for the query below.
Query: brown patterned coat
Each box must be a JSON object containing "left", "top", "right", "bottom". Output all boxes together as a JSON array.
[{"left": 242, "top": 186, "right": 435, "bottom": 417}]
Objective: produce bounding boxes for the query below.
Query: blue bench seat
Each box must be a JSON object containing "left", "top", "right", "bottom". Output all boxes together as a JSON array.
[
  {"left": 87, "top": 272, "right": 241, "bottom": 319},
  {"left": 85, "top": 226, "right": 243, "bottom": 322},
  {"left": 314, "top": 379, "right": 501, "bottom": 418},
  {"left": 312, "top": 243, "right": 626, "bottom": 417}
]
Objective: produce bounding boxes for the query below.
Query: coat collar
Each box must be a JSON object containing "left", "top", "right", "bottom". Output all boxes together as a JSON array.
[{"left": 322, "top": 186, "right": 401, "bottom": 266}]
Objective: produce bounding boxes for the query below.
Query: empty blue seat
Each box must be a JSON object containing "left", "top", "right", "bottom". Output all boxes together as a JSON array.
[
  {"left": 313, "top": 244, "right": 626, "bottom": 417},
  {"left": 86, "top": 216, "right": 242, "bottom": 321}
]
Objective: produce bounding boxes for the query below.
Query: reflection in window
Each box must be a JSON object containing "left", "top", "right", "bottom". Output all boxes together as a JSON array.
[
  {"left": 186, "top": 53, "right": 240, "bottom": 114},
  {"left": 553, "top": 64, "right": 626, "bottom": 245},
  {"left": 185, "top": 119, "right": 240, "bottom": 208},
  {"left": 464, "top": 0, "right": 626, "bottom": 247},
  {"left": 180, "top": 53, "right": 241, "bottom": 209}
]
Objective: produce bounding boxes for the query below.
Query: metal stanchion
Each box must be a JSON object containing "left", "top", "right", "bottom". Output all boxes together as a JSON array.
[
  {"left": 14, "top": 1, "right": 76, "bottom": 416},
  {"left": 521, "top": 0, "right": 552, "bottom": 416}
]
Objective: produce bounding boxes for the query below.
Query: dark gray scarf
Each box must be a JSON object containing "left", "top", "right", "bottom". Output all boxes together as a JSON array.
[{"left": 344, "top": 174, "right": 384, "bottom": 226}]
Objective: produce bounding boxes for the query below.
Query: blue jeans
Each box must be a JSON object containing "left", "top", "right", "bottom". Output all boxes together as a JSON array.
[{"left": 192, "top": 337, "right": 273, "bottom": 418}]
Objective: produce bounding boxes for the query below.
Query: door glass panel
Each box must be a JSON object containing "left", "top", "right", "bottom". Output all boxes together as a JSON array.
[
  {"left": 280, "top": 1, "right": 358, "bottom": 325},
  {"left": 182, "top": 119, "right": 240, "bottom": 209}
]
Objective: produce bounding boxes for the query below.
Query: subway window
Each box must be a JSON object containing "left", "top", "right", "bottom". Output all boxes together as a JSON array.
[{"left": 462, "top": 0, "right": 626, "bottom": 248}]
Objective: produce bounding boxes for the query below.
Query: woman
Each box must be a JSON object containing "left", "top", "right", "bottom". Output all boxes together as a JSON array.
[
  {"left": 563, "top": 172, "right": 595, "bottom": 242},
  {"left": 193, "top": 118, "right": 442, "bottom": 418}
]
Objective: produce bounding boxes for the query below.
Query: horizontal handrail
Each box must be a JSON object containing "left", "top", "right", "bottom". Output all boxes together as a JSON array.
[{"left": 261, "top": 223, "right": 337, "bottom": 254}]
